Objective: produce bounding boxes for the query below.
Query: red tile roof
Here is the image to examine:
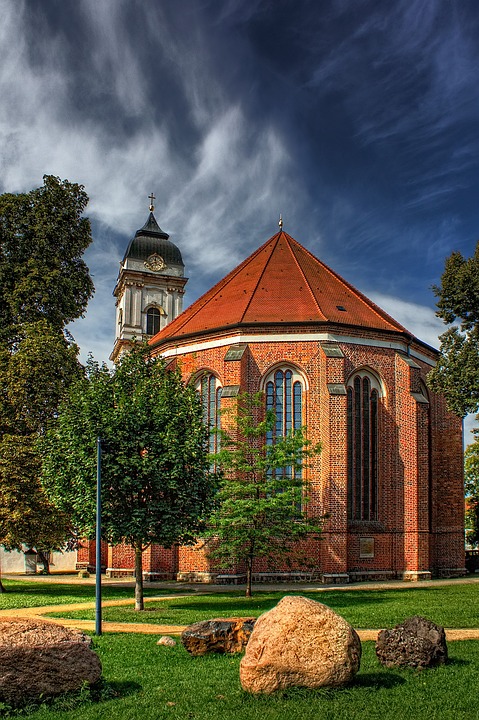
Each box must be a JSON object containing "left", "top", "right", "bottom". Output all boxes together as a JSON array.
[{"left": 150, "top": 230, "right": 411, "bottom": 345}]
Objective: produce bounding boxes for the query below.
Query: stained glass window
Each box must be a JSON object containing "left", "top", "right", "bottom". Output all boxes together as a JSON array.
[
  {"left": 197, "top": 373, "right": 222, "bottom": 454},
  {"left": 347, "top": 372, "right": 379, "bottom": 521}
]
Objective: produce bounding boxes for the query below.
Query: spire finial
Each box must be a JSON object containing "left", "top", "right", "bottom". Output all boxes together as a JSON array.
[
  {"left": 148, "top": 192, "right": 156, "bottom": 212},
  {"left": 278, "top": 213, "right": 283, "bottom": 230}
]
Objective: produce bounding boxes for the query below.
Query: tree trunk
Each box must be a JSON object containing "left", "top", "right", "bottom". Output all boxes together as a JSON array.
[
  {"left": 246, "top": 556, "right": 253, "bottom": 598},
  {"left": 37, "top": 551, "right": 50, "bottom": 574},
  {"left": 134, "top": 546, "right": 144, "bottom": 611}
]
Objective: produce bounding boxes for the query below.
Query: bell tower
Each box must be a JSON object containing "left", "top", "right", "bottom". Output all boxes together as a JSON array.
[{"left": 110, "top": 194, "right": 187, "bottom": 362}]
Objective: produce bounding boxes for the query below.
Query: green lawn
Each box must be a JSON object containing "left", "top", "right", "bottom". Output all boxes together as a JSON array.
[
  {"left": 0, "top": 579, "right": 190, "bottom": 610},
  {"left": 6, "top": 636, "right": 479, "bottom": 720},
  {"left": 45, "top": 583, "right": 479, "bottom": 629},
  {"left": 2, "top": 580, "right": 479, "bottom": 719}
]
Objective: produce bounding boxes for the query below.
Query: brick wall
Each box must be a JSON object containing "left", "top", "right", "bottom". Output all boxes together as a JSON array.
[{"left": 103, "top": 329, "right": 465, "bottom": 582}]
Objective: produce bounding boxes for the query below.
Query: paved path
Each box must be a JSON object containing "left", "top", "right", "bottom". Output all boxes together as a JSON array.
[{"left": 2, "top": 578, "right": 479, "bottom": 641}]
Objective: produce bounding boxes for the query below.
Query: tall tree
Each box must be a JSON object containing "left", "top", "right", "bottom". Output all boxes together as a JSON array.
[
  {"left": 0, "top": 176, "right": 94, "bottom": 576},
  {"left": 427, "top": 241, "right": 479, "bottom": 416},
  {"left": 0, "top": 175, "right": 94, "bottom": 346},
  {"left": 465, "top": 435, "right": 479, "bottom": 548},
  {"left": 0, "top": 434, "right": 71, "bottom": 572},
  {"left": 41, "top": 345, "right": 214, "bottom": 610},
  {"left": 206, "top": 392, "right": 325, "bottom": 597},
  {"left": 0, "top": 323, "right": 80, "bottom": 581}
]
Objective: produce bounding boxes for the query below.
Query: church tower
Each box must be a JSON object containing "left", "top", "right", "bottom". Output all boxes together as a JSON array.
[{"left": 110, "top": 195, "right": 187, "bottom": 362}]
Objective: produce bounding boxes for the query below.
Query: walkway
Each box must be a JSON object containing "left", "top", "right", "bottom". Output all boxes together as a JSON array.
[{"left": 2, "top": 574, "right": 479, "bottom": 640}]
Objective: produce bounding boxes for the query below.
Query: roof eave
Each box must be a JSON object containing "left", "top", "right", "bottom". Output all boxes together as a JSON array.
[{"left": 149, "top": 320, "right": 436, "bottom": 356}]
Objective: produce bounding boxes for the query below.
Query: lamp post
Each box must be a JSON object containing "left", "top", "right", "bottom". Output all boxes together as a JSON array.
[{"left": 95, "top": 437, "right": 102, "bottom": 636}]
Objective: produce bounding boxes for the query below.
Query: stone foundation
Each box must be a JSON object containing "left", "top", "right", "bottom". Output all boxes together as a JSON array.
[
  {"left": 321, "top": 573, "right": 350, "bottom": 584},
  {"left": 176, "top": 571, "right": 219, "bottom": 583},
  {"left": 348, "top": 570, "right": 396, "bottom": 583},
  {"left": 434, "top": 567, "right": 467, "bottom": 578},
  {"left": 400, "top": 570, "right": 432, "bottom": 582},
  {"left": 105, "top": 567, "right": 173, "bottom": 581}
]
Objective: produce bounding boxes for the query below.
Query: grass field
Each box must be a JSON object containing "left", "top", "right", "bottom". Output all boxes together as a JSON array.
[
  {"left": 0, "top": 579, "right": 190, "bottom": 610},
  {"left": 1, "top": 579, "right": 479, "bottom": 719},
  {"left": 42, "top": 582, "right": 479, "bottom": 629},
  {"left": 5, "top": 636, "right": 479, "bottom": 720}
]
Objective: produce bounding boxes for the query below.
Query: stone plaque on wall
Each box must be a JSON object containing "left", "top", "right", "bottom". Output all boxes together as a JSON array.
[{"left": 359, "top": 537, "right": 374, "bottom": 558}]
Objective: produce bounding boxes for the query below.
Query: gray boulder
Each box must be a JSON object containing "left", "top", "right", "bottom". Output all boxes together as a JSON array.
[
  {"left": 0, "top": 618, "right": 102, "bottom": 708},
  {"left": 376, "top": 615, "right": 448, "bottom": 668}
]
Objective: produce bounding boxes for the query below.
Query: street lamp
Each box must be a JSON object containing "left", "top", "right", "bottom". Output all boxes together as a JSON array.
[{"left": 95, "top": 437, "right": 102, "bottom": 636}]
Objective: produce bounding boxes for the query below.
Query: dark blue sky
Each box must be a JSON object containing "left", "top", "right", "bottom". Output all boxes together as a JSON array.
[{"left": 1, "top": 0, "right": 479, "bottom": 390}]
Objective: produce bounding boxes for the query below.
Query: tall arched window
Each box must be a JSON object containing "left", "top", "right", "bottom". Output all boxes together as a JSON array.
[
  {"left": 196, "top": 373, "right": 222, "bottom": 454},
  {"left": 146, "top": 307, "right": 162, "bottom": 336},
  {"left": 347, "top": 371, "right": 380, "bottom": 521},
  {"left": 265, "top": 367, "right": 304, "bottom": 484},
  {"left": 265, "top": 368, "right": 303, "bottom": 440}
]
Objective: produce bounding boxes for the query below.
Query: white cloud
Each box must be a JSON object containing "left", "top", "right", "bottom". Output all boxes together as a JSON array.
[
  {"left": 0, "top": 0, "right": 298, "bottom": 363},
  {"left": 368, "top": 292, "right": 444, "bottom": 349}
]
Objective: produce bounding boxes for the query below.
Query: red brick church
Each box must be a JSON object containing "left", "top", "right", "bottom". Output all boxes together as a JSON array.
[{"left": 79, "top": 205, "right": 465, "bottom": 583}]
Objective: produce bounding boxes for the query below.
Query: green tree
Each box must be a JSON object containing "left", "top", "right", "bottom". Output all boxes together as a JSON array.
[
  {"left": 465, "top": 435, "right": 479, "bottom": 547},
  {"left": 41, "top": 345, "right": 214, "bottom": 610},
  {"left": 0, "top": 176, "right": 94, "bottom": 579},
  {"left": 0, "top": 435, "right": 71, "bottom": 574},
  {"left": 427, "top": 241, "right": 479, "bottom": 416},
  {"left": 0, "top": 175, "right": 94, "bottom": 346},
  {"left": 0, "top": 320, "right": 82, "bottom": 436},
  {"left": 206, "top": 392, "right": 325, "bottom": 597},
  {"left": 0, "top": 323, "right": 84, "bottom": 583}
]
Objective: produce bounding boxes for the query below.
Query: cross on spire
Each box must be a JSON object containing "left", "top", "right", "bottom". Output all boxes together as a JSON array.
[
  {"left": 278, "top": 213, "right": 283, "bottom": 229},
  {"left": 148, "top": 192, "right": 156, "bottom": 212}
]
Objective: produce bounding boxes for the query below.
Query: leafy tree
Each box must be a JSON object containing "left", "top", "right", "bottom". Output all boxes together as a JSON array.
[
  {"left": 206, "top": 392, "right": 325, "bottom": 597},
  {"left": 465, "top": 435, "right": 479, "bottom": 547},
  {"left": 427, "top": 242, "right": 479, "bottom": 416},
  {"left": 0, "top": 320, "right": 81, "bottom": 436},
  {"left": 0, "top": 176, "right": 94, "bottom": 578},
  {"left": 0, "top": 435, "right": 71, "bottom": 576},
  {"left": 41, "top": 345, "right": 214, "bottom": 610},
  {"left": 0, "top": 175, "right": 94, "bottom": 346},
  {"left": 0, "top": 323, "right": 83, "bottom": 583}
]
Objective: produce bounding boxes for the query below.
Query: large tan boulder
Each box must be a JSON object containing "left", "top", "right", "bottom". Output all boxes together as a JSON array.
[
  {"left": 0, "top": 618, "right": 102, "bottom": 708},
  {"left": 240, "top": 595, "right": 361, "bottom": 694}
]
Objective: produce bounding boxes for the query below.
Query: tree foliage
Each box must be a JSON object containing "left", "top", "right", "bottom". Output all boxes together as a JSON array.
[
  {"left": 206, "top": 392, "right": 325, "bottom": 597},
  {"left": 0, "top": 175, "right": 94, "bottom": 346},
  {"left": 0, "top": 320, "right": 81, "bottom": 436},
  {"left": 41, "top": 345, "right": 214, "bottom": 609},
  {"left": 465, "top": 435, "right": 479, "bottom": 547},
  {"left": 0, "top": 434, "right": 70, "bottom": 571},
  {"left": 427, "top": 242, "right": 479, "bottom": 416},
  {"left": 0, "top": 176, "right": 94, "bottom": 576}
]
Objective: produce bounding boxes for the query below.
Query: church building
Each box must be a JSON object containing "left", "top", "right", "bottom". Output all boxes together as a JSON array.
[{"left": 79, "top": 203, "right": 466, "bottom": 583}]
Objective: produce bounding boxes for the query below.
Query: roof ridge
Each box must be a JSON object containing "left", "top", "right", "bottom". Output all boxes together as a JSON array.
[
  {"left": 150, "top": 228, "right": 414, "bottom": 348},
  {"left": 284, "top": 233, "right": 327, "bottom": 321},
  {"left": 150, "top": 232, "right": 283, "bottom": 341},
  {"left": 287, "top": 234, "right": 409, "bottom": 334},
  {"left": 239, "top": 233, "right": 280, "bottom": 322}
]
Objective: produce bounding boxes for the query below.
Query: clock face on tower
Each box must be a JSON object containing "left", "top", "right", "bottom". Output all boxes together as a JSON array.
[{"left": 144, "top": 253, "right": 166, "bottom": 272}]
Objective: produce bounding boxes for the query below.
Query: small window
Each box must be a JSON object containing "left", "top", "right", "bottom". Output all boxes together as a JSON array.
[{"left": 146, "top": 307, "right": 161, "bottom": 336}]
